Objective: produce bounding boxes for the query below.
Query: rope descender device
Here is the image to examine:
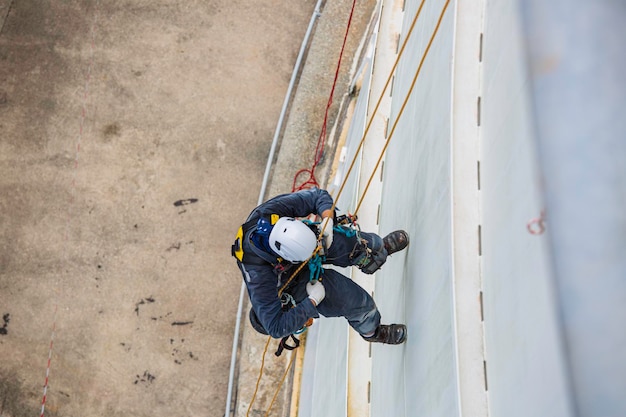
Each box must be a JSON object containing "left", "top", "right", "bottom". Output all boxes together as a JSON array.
[{"left": 275, "top": 334, "right": 301, "bottom": 357}]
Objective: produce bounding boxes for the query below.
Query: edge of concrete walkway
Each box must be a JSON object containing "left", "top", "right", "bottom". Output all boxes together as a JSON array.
[{"left": 231, "top": 1, "right": 378, "bottom": 416}]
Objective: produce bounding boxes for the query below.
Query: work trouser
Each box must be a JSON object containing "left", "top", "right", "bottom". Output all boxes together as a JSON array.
[{"left": 282, "top": 229, "right": 387, "bottom": 336}]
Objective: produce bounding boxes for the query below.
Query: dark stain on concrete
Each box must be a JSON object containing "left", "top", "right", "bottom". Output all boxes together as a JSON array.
[
  {"left": 171, "top": 320, "right": 193, "bottom": 326},
  {"left": 173, "top": 198, "right": 198, "bottom": 207},
  {"left": 103, "top": 122, "right": 121, "bottom": 137},
  {"left": 133, "top": 370, "right": 155, "bottom": 386},
  {"left": 134, "top": 296, "right": 155, "bottom": 316},
  {"left": 0, "top": 313, "right": 9, "bottom": 335}
]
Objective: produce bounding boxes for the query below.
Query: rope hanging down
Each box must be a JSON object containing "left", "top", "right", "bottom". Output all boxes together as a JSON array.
[
  {"left": 353, "top": 0, "right": 450, "bottom": 215},
  {"left": 246, "top": 1, "right": 451, "bottom": 415},
  {"left": 292, "top": 0, "right": 358, "bottom": 192},
  {"left": 331, "top": 0, "right": 427, "bottom": 208},
  {"left": 250, "top": 1, "right": 361, "bottom": 405},
  {"left": 246, "top": 248, "right": 320, "bottom": 417}
]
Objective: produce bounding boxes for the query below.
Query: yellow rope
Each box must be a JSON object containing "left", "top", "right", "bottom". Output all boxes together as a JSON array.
[
  {"left": 245, "top": 1, "right": 451, "bottom": 415},
  {"left": 245, "top": 255, "right": 313, "bottom": 417},
  {"left": 246, "top": 336, "right": 272, "bottom": 417},
  {"left": 353, "top": 0, "right": 451, "bottom": 216},
  {"left": 265, "top": 350, "right": 298, "bottom": 416},
  {"left": 278, "top": 246, "right": 320, "bottom": 296},
  {"left": 331, "top": 0, "right": 427, "bottom": 213}
]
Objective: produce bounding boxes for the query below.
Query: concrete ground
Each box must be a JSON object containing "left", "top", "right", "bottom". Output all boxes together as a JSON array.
[{"left": 0, "top": 1, "right": 316, "bottom": 416}]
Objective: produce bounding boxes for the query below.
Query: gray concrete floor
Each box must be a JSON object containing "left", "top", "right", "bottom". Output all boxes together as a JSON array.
[{"left": 0, "top": 1, "right": 315, "bottom": 416}]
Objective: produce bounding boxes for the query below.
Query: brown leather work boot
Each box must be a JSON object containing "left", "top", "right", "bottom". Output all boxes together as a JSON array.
[{"left": 383, "top": 230, "right": 409, "bottom": 255}]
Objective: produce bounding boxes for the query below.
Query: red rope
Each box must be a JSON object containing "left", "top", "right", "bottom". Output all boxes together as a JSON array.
[{"left": 292, "top": 0, "right": 358, "bottom": 192}]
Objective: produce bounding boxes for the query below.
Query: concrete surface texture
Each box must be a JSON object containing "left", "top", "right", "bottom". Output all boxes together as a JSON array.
[{"left": 0, "top": 1, "right": 317, "bottom": 416}]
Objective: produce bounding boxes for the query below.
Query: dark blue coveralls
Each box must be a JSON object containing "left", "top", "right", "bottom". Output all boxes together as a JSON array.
[{"left": 232, "top": 188, "right": 389, "bottom": 339}]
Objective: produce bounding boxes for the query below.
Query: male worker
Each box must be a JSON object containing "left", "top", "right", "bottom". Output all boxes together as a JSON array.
[{"left": 232, "top": 187, "right": 409, "bottom": 344}]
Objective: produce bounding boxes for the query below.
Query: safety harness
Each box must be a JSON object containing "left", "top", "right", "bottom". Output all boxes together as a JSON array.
[
  {"left": 335, "top": 213, "right": 388, "bottom": 274},
  {"left": 232, "top": 214, "right": 284, "bottom": 266},
  {"left": 232, "top": 214, "right": 316, "bottom": 355},
  {"left": 232, "top": 212, "right": 383, "bottom": 354}
]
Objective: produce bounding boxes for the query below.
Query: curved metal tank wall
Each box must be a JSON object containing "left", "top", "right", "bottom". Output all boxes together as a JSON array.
[{"left": 298, "top": 1, "right": 579, "bottom": 416}]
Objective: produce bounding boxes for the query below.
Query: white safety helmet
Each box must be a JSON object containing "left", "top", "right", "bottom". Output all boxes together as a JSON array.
[{"left": 269, "top": 217, "right": 317, "bottom": 262}]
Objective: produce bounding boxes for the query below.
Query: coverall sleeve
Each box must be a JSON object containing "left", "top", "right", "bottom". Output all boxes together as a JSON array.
[
  {"left": 240, "top": 263, "right": 318, "bottom": 338},
  {"left": 256, "top": 187, "right": 335, "bottom": 219}
]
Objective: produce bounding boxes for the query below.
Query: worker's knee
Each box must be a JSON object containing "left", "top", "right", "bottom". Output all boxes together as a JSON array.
[{"left": 348, "top": 307, "right": 380, "bottom": 335}]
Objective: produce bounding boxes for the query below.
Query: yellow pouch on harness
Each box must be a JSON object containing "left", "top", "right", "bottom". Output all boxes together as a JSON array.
[
  {"left": 232, "top": 213, "right": 281, "bottom": 264},
  {"left": 232, "top": 226, "right": 244, "bottom": 262}
]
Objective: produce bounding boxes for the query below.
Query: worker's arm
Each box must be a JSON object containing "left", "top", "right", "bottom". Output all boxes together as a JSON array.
[
  {"left": 256, "top": 187, "right": 336, "bottom": 220},
  {"left": 241, "top": 263, "right": 318, "bottom": 338}
]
